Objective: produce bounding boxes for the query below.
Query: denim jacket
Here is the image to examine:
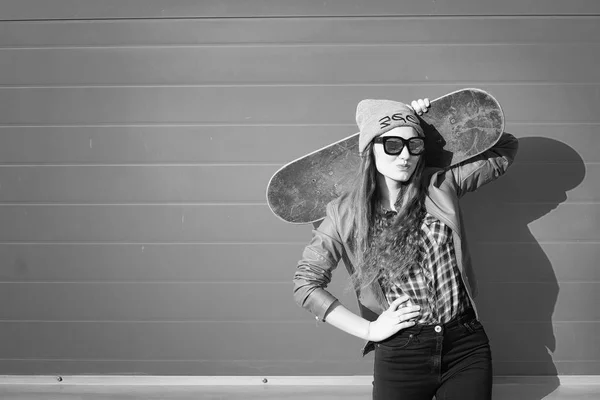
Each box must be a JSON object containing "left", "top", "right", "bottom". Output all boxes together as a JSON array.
[{"left": 292, "top": 133, "right": 519, "bottom": 356}]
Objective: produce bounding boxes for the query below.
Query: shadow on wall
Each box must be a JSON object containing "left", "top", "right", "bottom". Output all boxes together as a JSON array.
[{"left": 460, "top": 136, "right": 586, "bottom": 399}]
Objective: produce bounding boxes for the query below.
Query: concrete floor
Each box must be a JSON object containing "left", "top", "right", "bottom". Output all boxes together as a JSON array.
[{"left": 1, "top": 384, "right": 599, "bottom": 400}]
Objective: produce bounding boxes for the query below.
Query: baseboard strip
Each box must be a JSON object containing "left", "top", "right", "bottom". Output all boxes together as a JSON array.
[{"left": 0, "top": 375, "right": 599, "bottom": 386}]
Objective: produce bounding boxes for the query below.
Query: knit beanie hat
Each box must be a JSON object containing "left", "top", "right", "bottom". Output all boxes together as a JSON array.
[{"left": 356, "top": 99, "right": 425, "bottom": 155}]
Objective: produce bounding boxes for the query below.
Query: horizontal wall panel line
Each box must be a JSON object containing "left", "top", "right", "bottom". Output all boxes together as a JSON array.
[
  {"left": 0, "top": 358, "right": 345, "bottom": 363},
  {"left": 0, "top": 280, "right": 598, "bottom": 284},
  {"left": 1, "top": 0, "right": 599, "bottom": 19},
  {"left": 5, "top": 42, "right": 599, "bottom": 49},
  {"left": 0, "top": 361, "right": 592, "bottom": 375},
  {"left": 2, "top": 17, "right": 599, "bottom": 49},
  {"left": 0, "top": 161, "right": 594, "bottom": 206},
  {"left": 0, "top": 281, "right": 291, "bottom": 284},
  {"left": 1, "top": 122, "right": 599, "bottom": 128},
  {"left": 2, "top": 240, "right": 595, "bottom": 245},
  {"left": 0, "top": 163, "right": 281, "bottom": 167},
  {"left": 1, "top": 47, "right": 598, "bottom": 86},
  {"left": 513, "top": 162, "right": 600, "bottom": 165},
  {"left": 0, "top": 320, "right": 595, "bottom": 324},
  {"left": 2, "top": 15, "right": 600, "bottom": 22},
  {"left": 506, "top": 202, "right": 600, "bottom": 205},
  {"left": 477, "top": 241, "right": 600, "bottom": 245},
  {"left": 0, "top": 0, "right": 599, "bottom": 19},
  {"left": 0, "top": 242, "right": 593, "bottom": 245},
  {"left": 0, "top": 320, "right": 595, "bottom": 364},
  {"left": 1, "top": 282, "right": 596, "bottom": 321},
  {"left": 1, "top": 203, "right": 597, "bottom": 207},
  {"left": 4, "top": 44, "right": 596, "bottom": 85},
  {"left": 0, "top": 242, "right": 306, "bottom": 245},
  {"left": 0, "top": 125, "right": 596, "bottom": 164},
  {"left": 1, "top": 15, "right": 599, "bottom": 20},
  {"left": 1, "top": 202, "right": 599, "bottom": 206},
  {"left": 0, "top": 321, "right": 309, "bottom": 323},
  {"left": 0, "top": 203, "right": 269, "bottom": 206},
  {"left": 2, "top": 82, "right": 600, "bottom": 89},
  {"left": 0, "top": 281, "right": 595, "bottom": 285},
  {"left": 510, "top": 122, "right": 600, "bottom": 126},
  {"left": 496, "top": 360, "right": 600, "bottom": 363},
  {"left": 3, "top": 14, "right": 600, "bottom": 22},
  {"left": 0, "top": 357, "right": 597, "bottom": 363},
  {"left": 0, "top": 320, "right": 308, "bottom": 324},
  {"left": 0, "top": 83, "right": 536, "bottom": 88},
  {"left": 482, "top": 281, "right": 600, "bottom": 284},
  {"left": 0, "top": 358, "right": 339, "bottom": 363},
  {"left": 0, "top": 241, "right": 305, "bottom": 245},
  {"left": 0, "top": 84, "right": 598, "bottom": 124},
  {"left": 0, "top": 162, "right": 596, "bottom": 167},
  {"left": 5, "top": 41, "right": 600, "bottom": 49},
  {"left": 0, "top": 123, "right": 355, "bottom": 128},
  {"left": 0, "top": 190, "right": 595, "bottom": 242}
]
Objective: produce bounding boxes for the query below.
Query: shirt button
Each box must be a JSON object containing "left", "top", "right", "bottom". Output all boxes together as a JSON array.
[{"left": 434, "top": 325, "right": 442, "bottom": 333}]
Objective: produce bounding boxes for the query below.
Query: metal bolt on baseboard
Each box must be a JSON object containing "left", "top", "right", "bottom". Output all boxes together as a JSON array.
[{"left": 262, "top": 378, "right": 268, "bottom": 383}]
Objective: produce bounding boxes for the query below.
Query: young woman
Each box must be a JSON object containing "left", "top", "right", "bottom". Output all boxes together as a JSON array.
[{"left": 293, "top": 97, "right": 518, "bottom": 400}]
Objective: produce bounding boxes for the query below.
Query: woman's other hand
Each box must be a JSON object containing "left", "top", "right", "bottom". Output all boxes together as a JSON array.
[
  {"left": 410, "top": 98, "right": 431, "bottom": 115},
  {"left": 367, "top": 295, "right": 420, "bottom": 342}
]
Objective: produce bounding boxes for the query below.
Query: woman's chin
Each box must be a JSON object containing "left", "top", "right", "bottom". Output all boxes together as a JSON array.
[{"left": 385, "top": 172, "right": 412, "bottom": 184}]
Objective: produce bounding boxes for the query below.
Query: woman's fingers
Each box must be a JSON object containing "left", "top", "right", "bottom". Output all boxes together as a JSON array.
[
  {"left": 397, "top": 311, "right": 421, "bottom": 323},
  {"left": 410, "top": 98, "right": 431, "bottom": 115},
  {"left": 410, "top": 100, "right": 421, "bottom": 114},
  {"left": 398, "top": 320, "right": 417, "bottom": 330},
  {"left": 394, "top": 305, "right": 420, "bottom": 317},
  {"left": 388, "top": 295, "right": 411, "bottom": 311}
]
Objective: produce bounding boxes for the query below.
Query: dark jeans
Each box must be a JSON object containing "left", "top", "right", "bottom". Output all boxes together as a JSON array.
[{"left": 373, "top": 309, "right": 492, "bottom": 400}]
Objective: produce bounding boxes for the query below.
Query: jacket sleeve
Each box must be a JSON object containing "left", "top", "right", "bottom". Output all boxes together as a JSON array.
[
  {"left": 450, "top": 132, "right": 519, "bottom": 198},
  {"left": 293, "top": 201, "right": 345, "bottom": 322}
]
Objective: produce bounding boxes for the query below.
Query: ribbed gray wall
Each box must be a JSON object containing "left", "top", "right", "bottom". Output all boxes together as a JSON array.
[{"left": 0, "top": 1, "right": 599, "bottom": 376}]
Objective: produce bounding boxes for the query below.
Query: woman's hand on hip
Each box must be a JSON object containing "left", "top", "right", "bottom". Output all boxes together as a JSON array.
[
  {"left": 367, "top": 295, "right": 420, "bottom": 342},
  {"left": 409, "top": 98, "right": 430, "bottom": 115}
]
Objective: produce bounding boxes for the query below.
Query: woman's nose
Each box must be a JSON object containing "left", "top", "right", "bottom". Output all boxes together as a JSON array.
[{"left": 399, "top": 145, "right": 411, "bottom": 159}]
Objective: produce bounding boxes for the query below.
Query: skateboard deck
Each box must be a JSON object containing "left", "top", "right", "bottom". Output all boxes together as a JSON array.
[{"left": 267, "top": 88, "right": 504, "bottom": 224}]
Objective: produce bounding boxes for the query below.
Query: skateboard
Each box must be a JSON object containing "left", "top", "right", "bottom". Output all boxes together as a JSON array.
[{"left": 267, "top": 88, "right": 504, "bottom": 224}]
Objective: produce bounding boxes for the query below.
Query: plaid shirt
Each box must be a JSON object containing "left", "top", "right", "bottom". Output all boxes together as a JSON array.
[{"left": 377, "top": 211, "right": 471, "bottom": 324}]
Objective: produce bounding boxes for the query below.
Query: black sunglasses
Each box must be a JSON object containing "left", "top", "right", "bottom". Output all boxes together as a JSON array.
[{"left": 373, "top": 136, "right": 426, "bottom": 156}]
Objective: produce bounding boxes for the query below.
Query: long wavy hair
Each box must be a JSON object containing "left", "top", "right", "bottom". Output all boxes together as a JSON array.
[{"left": 346, "top": 141, "right": 429, "bottom": 299}]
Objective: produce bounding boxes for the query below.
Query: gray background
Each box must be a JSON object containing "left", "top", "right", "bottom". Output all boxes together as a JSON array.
[{"left": 0, "top": 0, "right": 598, "bottom": 376}]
